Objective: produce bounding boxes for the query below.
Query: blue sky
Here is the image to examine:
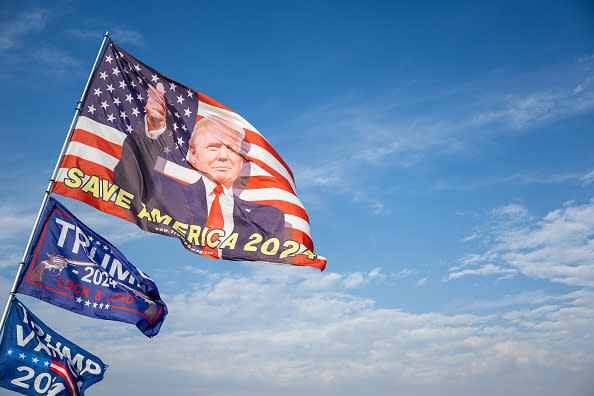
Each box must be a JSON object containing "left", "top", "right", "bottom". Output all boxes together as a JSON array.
[{"left": 1, "top": 1, "right": 594, "bottom": 395}]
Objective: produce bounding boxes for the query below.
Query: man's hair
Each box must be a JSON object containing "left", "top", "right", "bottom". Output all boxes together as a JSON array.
[{"left": 189, "top": 115, "right": 246, "bottom": 154}]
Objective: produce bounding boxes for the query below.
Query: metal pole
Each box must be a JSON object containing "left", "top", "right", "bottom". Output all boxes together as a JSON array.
[{"left": 0, "top": 32, "right": 111, "bottom": 337}]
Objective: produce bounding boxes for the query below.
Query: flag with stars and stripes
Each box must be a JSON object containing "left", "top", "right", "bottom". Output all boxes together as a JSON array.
[
  {"left": 16, "top": 197, "right": 167, "bottom": 338},
  {"left": 52, "top": 39, "right": 326, "bottom": 270},
  {"left": 0, "top": 298, "right": 106, "bottom": 396}
]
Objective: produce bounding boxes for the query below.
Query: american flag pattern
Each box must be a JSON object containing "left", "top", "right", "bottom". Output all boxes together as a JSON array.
[{"left": 52, "top": 39, "right": 326, "bottom": 270}]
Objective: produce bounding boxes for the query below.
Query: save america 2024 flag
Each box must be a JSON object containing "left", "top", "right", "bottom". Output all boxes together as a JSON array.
[
  {"left": 16, "top": 197, "right": 167, "bottom": 337},
  {"left": 51, "top": 39, "right": 326, "bottom": 270},
  {"left": 0, "top": 298, "right": 106, "bottom": 396}
]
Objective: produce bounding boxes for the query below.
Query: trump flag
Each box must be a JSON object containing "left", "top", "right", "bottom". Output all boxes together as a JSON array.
[
  {"left": 16, "top": 197, "right": 167, "bottom": 337},
  {"left": 0, "top": 298, "right": 106, "bottom": 396},
  {"left": 51, "top": 39, "right": 326, "bottom": 270}
]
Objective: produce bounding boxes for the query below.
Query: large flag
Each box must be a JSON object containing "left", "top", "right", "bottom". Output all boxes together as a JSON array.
[
  {"left": 0, "top": 298, "right": 106, "bottom": 396},
  {"left": 51, "top": 39, "right": 326, "bottom": 270},
  {"left": 16, "top": 197, "right": 167, "bottom": 337}
]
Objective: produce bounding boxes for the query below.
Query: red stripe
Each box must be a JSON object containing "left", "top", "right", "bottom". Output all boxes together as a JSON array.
[
  {"left": 111, "top": 305, "right": 160, "bottom": 323},
  {"left": 198, "top": 92, "right": 234, "bottom": 114},
  {"left": 251, "top": 200, "right": 309, "bottom": 222},
  {"left": 50, "top": 361, "right": 78, "bottom": 396},
  {"left": 245, "top": 175, "right": 296, "bottom": 194},
  {"left": 292, "top": 228, "right": 314, "bottom": 251},
  {"left": 70, "top": 128, "right": 123, "bottom": 159},
  {"left": 244, "top": 129, "right": 294, "bottom": 180},
  {"left": 246, "top": 155, "right": 296, "bottom": 195},
  {"left": 57, "top": 155, "right": 115, "bottom": 181}
]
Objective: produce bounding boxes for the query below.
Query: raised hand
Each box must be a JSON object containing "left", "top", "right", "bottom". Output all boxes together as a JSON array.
[{"left": 145, "top": 82, "right": 166, "bottom": 131}]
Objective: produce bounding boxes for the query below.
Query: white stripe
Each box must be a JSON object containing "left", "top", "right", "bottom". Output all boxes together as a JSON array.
[
  {"left": 75, "top": 116, "right": 127, "bottom": 145},
  {"left": 162, "top": 160, "right": 201, "bottom": 184},
  {"left": 238, "top": 188, "right": 305, "bottom": 209},
  {"left": 65, "top": 141, "right": 120, "bottom": 170},
  {"left": 247, "top": 162, "right": 272, "bottom": 177},
  {"left": 197, "top": 101, "right": 261, "bottom": 137},
  {"left": 247, "top": 145, "right": 296, "bottom": 192},
  {"left": 284, "top": 214, "right": 311, "bottom": 236}
]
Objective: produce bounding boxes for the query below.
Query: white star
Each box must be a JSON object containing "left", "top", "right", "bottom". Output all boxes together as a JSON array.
[
  {"left": 177, "top": 136, "right": 185, "bottom": 146},
  {"left": 134, "top": 64, "right": 141, "bottom": 71},
  {"left": 32, "top": 357, "right": 39, "bottom": 363},
  {"left": 106, "top": 84, "right": 115, "bottom": 93},
  {"left": 19, "top": 353, "right": 25, "bottom": 359},
  {"left": 151, "top": 74, "right": 159, "bottom": 83},
  {"left": 95, "top": 240, "right": 101, "bottom": 245},
  {"left": 99, "top": 303, "right": 104, "bottom": 309},
  {"left": 126, "top": 124, "right": 133, "bottom": 132},
  {"left": 93, "top": 302, "right": 98, "bottom": 308},
  {"left": 44, "top": 361, "right": 49, "bottom": 367},
  {"left": 137, "top": 93, "right": 144, "bottom": 101},
  {"left": 184, "top": 107, "right": 192, "bottom": 117},
  {"left": 173, "top": 123, "right": 178, "bottom": 131},
  {"left": 103, "top": 244, "right": 109, "bottom": 250},
  {"left": 176, "top": 95, "right": 184, "bottom": 104},
  {"left": 112, "top": 67, "right": 120, "bottom": 76},
  {"left": 85, "top": 300, "right": 91, "bottom": 306},
  {"left": 113, "top": 97, "right": 121, "bottom": 105},
  {"left": 131, "top": 80, "right": 137, "bottom": 88},
  {"left": 87, "top": 105, "right": 96, "bottom": 114},
  {"left": 93, "top": 88, "right": 102, "bottom": 96},
  {"left": 6, "top": 349, "right": 12, "bottom": 355},
  {"left": 163, "top": 146, "right": 172, "bottom": 154},
  {"left": 100, "top": 101, "right": 109, "bottom": 110},
  {"left": 182, "top": 124, "right": 188, "bottom": 131},
  {"left": 120, "top": 111, "right": 128, "bottom": 119},
  {"left": 174, "top": 112, "right": 181, "bottom": 119},
  {"left": 105, "top": 303, "right": 110, "bottom": 309},
  {"left": 187, "top": 88, "right": 194, "bottom": 98},
  {"left": 137, "top": 76, "right": 143, "bottom": 83},
  {"left": 89, "top": 236, "right": 94, "bottom": 241},
  {"left": 125, "top": 93, "right": 133, "bottom": 103},
  {"left": 105, "top": 55, "right": 113, "bottom": 64},
  {"left": 76, "top": 297, "right": 82, "bottom": 303},
  {"left": 107, "top": 113, "right": 115, "bottom": 122},
  {"left": 99, "top": 71, "right": 108, "bottom": 80},
  {"left": 131, "top": 107, "right": 140, "bottom": 116},
  {"left": 170, "top": 82, "right": 177, "bottom": 91},
  {"left": 119, "top": 80, "right": 127, "bottom": 89}
]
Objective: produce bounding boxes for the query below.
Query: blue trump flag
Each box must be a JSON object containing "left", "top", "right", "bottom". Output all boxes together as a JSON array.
[
  {"left": 0, "top": 298, "right": 106, "bottom": 396},
  {"left": 16, "top": 197, "right": 167, "bottom": 337}
]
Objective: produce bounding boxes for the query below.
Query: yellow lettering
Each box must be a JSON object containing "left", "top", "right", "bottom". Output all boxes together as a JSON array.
[
  {"left": 137, "top": 203, "right": 152, "bottom": 221},
  {"left": 201, "top": 227, "right": 209, "bottom": 246},
  {"left": 219, "top": 233, "right": 238, "bottom": 250},
  {"left": 115, "top": 189, "right": 134, "bottom": 209},
  {"left": 206, "top": 229, "right": 224, "bottom": 248},
  {"left": 150, "top": 209, "right": 172, "bottom": 225},
  {"left": 80, "top": 175, "right": 101, "bottom": 198},
  {"left": 172, "top": 221, "right": 188, "bottom": 237},
  {"left": 64, "top": 167, "right": 84, "bottom": 189},
  {"left": 101, "top": 179, "right": 119, "bottom": 202},
  {"left": 187, "top": 225, "right": 202, "bottom": 245}
]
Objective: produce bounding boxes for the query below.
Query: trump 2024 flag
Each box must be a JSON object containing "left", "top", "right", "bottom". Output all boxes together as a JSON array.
[
  {"left": 16, "top": 197, "right": 167, "bottom": 337},
  {"left": 0, "top": 298, "right": 106, "bottom": 396},
  {"left": 51, "top": 38, "right": 326, "bottom": 270}
]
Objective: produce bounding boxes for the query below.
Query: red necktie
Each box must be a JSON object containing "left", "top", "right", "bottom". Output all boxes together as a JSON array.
[{"left": 203, "top": 185, "right": 224, "bottom": 259}]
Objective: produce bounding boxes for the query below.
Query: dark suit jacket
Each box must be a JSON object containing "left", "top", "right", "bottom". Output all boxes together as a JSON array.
[{"left": 113, "top": 116, "right": 287, "bottom": 262}]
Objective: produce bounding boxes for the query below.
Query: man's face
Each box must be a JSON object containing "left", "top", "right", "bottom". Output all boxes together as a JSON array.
[{"left": 187, "top": 125, "right": 243, "bottom": 189}]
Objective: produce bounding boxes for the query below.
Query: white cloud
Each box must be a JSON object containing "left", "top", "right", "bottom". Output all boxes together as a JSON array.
[
  {"left": 452, "top": 199, "right": 594, "bottom": 287},
  {"left": 581, "top": 169, "right": 594, "bottom": 184},
  {"left": 24, "top": 265, "right": 593, "bottom": 396},
  {"left": 415, "top": 277, "right": 428, "bottom": 287},
  {"left": 0, "top": 9, "right": 51, "bottom": 54}
]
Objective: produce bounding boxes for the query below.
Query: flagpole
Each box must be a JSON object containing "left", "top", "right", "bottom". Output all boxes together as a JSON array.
[{"left": 0, "top": 32, "right": 111, "bottom": 337}]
